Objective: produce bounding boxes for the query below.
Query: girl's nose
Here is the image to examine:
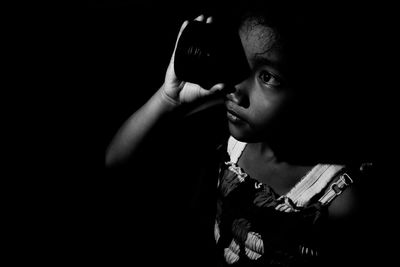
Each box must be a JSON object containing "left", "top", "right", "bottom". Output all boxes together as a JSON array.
[{"left": 226, "top": 79, "right": 250, "bottom": 108}]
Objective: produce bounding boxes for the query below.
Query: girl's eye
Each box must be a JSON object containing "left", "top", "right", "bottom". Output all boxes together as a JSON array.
[{"left": 258, "top": 70, "right": 281, "bottom": 86}]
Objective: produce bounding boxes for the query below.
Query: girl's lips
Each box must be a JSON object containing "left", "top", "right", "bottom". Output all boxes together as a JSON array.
[
  {"left": 226, "top": 106, "right": 246, "bottom": 123},
  {"left": 225, "top": 100, "right": 246, "bottom": 120},
  {"left": 227, "top": 110, "right": 244, "bottom": 123}
]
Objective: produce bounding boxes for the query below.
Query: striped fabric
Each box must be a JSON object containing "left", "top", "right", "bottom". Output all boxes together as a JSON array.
[{"left": 226, "top": 136, "right": 345, "bottom": 208}]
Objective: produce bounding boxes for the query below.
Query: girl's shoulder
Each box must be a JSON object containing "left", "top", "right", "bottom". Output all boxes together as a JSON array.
[
  {"left": 325, "top": 163, "right": 373, "bottom": 220},
  {"left": 327, "top": 184, "right": 358, "bottom": 219}
]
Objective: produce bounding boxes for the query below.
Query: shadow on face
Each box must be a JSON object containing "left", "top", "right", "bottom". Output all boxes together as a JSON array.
[{"left": 222, "top": 1, "right": 387, "bottom": 165}]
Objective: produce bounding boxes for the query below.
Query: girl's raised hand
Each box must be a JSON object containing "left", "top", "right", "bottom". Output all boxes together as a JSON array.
[{"left": 161, "top": 15, "right": 225, "bottom": 106}]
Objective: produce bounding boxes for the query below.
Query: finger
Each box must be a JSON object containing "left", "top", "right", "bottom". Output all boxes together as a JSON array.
[
  {"left": 182, "top": 82, "right": 202, "bottom": 92},
  {"left": 182, "top": 82, "right": 212, "bottom": 99},
  {"left": 206, "top": 16, "right": 213, "bottom": 23},
  {"left": 180, "top": 82, "right": 205, "bottom": 102},
  {"left": 170, "top": 20, "right": 189, "bottom": 67},
  {"left": 198, "top": 83, "right": 227, "bottom": 98},
  {"left": 177, "top": 20, "right": 189, "bottom": 40},
  {"left": 194, "top": 14, "right": 205, "bottom": 22},
  {"left": 208, "top": 83, "right": 226, "bottom": 94}
]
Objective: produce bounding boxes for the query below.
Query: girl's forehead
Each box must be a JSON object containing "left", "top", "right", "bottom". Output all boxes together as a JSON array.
[
  {"left": 239, "top": 20, "right": 283, "bottom": 66},
  {"left": 239, "top": 19, "right": 278, "bottom": 56}
]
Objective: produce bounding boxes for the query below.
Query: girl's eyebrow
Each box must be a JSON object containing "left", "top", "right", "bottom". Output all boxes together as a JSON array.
[
  {"left": 253, "top": 55, "right": 284, "bottom": 77},
  {"left": 254, "top": 54, "right": 281, "bottom": 69}
]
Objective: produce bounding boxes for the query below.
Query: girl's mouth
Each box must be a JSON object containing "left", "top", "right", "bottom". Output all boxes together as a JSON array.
[{"left": 226, "top": 108, "right": 245, "bottom": 123}]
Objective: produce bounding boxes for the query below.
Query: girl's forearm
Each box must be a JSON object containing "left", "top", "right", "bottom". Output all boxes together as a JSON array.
[{"left": 105, "top": 85, "right": 179, "bottom": 167}]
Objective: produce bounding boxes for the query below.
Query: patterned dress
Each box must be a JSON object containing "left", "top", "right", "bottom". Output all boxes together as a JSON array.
[{"left": 214, "top": 137, "right": 354, "bottom": 266}]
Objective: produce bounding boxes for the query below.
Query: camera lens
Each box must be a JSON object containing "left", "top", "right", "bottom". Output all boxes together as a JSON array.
[
  {"left": 174, "top": 21, "right": 250, "bottom": 89},
  {"left": 174, "top": 21, "right": 218, "bottom": 88}
]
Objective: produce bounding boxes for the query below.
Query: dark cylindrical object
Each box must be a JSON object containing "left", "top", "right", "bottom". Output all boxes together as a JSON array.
[{"left": 174, "top": 21, "right": 250, "bottom": 89}]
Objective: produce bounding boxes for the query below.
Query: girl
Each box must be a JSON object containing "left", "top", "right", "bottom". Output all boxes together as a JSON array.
[{"left": 106, "top": 2, "right": 373, "bottom": 266}]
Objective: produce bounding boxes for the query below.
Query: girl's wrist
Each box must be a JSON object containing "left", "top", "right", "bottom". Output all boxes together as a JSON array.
[{"left": 157, "top": 85, "right": 181, "bottom": 111}]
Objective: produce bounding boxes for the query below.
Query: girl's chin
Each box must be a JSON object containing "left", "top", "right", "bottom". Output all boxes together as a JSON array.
[
  {"left": 228, "top": 125, "right": 256, "bottom": 142},
  {"left": 228, "top": 124, "right": 272, "bottom": 143}
]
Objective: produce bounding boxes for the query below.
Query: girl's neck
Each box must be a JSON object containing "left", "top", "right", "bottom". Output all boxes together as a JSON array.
[
  {"left": 239, "top": 141, "right": 314, "bottom": 195},
  {"left": 248, "top": 142, "right": 277, "bottom": 163}
]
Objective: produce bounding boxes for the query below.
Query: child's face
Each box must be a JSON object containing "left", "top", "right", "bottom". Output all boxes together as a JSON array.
[{"left": 225, "top": 19, "right": 294, "bottom": 142}]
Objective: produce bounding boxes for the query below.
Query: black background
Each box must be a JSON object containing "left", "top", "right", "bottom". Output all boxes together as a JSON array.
[{"left": 5, "top": 1, "right": 397, "bottom": 265}]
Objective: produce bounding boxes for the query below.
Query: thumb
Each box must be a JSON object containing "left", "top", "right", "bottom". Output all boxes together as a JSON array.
[
  {"left": 201, "top": 83, "right": 226, "bottom": 97},
  {"left": 170, "top": 20, "right": 189, "bottom": 67}
]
